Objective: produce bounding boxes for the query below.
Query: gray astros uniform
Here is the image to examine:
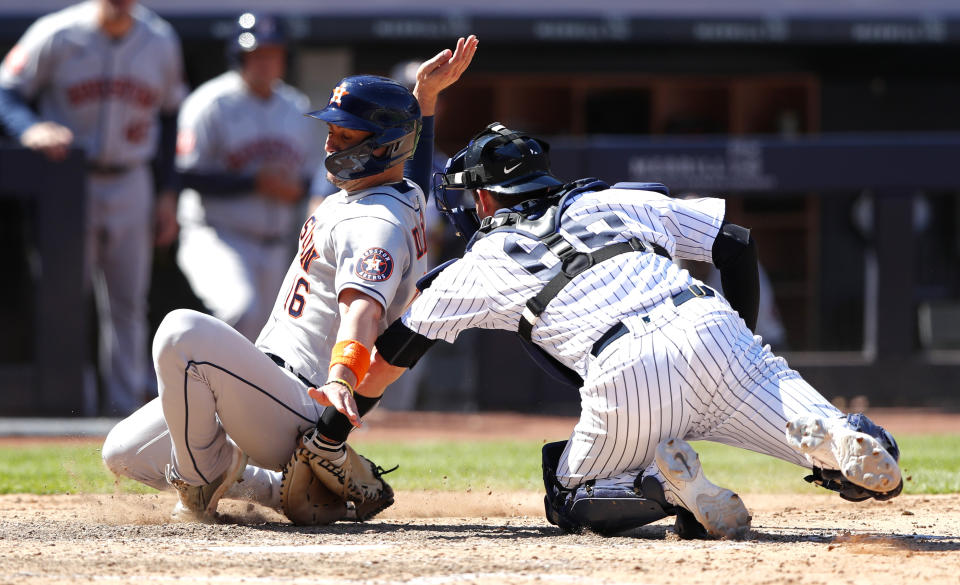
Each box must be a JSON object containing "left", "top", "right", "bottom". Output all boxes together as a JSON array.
[
  {"left": 400, "top": 186, "right": 842, "bottom": 488},
  {"left": 102, "top": 180, "right": 428, "bottom": 501},
  {"left": 0, "top": 1, "right": 186, "bottom": 414},
  {"left": 176, "top": 71, "right": 321, "bottom": 341}
]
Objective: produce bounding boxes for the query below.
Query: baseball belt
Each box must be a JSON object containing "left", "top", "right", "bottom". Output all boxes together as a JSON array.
[{"left": 590, "top": 285, "right": 716, "bottom": 357}]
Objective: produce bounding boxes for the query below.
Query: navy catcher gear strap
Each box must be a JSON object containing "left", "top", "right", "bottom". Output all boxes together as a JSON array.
[
  {"left": 711, "top": 222, "right": 759, "bottom": 332},
  {"left": 518, "top": 237, "right": 670, "bottom": 342},
  {"left": 376, "top": 319, "right": 436, "bottom": 369},
  {"left": 519, "top": 339, "right": 583, "bottom": 388}
]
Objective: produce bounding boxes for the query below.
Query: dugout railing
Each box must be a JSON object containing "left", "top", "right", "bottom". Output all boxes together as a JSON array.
[{"left": 0, "top": 146, "right": 87, "bottom": 416}]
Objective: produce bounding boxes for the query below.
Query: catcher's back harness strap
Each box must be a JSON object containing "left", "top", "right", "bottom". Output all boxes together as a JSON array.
[
  {"left": 377, "top": 180, "right": 679, "bottom": 371},
  {"left": 517, "top": 234, "right": 669, "bottom": 342},
  {"left": 471, "top": 179, "right": 672, "bottom": 342}
]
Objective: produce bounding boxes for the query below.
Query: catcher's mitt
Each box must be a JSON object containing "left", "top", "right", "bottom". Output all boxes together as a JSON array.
[
  {"left": 300, "top": 428, "right": 396, "bottom": 521},
  {"left": 280, "top": 446, "right": 349, "bottom": 525}
]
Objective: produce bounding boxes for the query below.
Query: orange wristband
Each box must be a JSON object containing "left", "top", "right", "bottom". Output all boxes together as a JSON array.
[{"left": 329, "top": 339, "right": 371, "bottom": 383}]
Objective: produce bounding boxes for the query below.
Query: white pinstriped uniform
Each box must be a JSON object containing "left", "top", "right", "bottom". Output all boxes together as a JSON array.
[{"left": 402, "top": 186, "right": 841, "bottom": 488}]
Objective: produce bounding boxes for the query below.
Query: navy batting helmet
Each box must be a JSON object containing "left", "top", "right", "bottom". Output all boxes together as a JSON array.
[
  {"left": 307, "top": 75, "right": 421, "bottom": 181},
  {"left": 436, "top": 122, "right": 563, "bottom": 239},
  {"left": 227, "top": 12, "right": 287, "bottom": 67}
]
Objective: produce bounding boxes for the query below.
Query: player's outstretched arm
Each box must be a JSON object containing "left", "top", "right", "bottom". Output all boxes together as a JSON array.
[
  {"left": 307, "top": 288, "right": 384, "bottom": 426},
  {"left": 413, "top": 35, "right": 478, "bottom": 116}
]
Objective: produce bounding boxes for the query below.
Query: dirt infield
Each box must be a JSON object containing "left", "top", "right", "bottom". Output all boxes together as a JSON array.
[
  {"left": 0, "top": 410, "right": 958, "bottom": 585},
  {"left": 1, "top": 492, "right": 958, "bottom": 585}
]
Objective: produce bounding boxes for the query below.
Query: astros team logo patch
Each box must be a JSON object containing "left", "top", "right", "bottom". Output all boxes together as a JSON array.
[
  {"left": 330, "top": 83, "right": 349, "bottom": 106},
  {"left": 356, "top": 248, "right": 393, "bottom": 282}
]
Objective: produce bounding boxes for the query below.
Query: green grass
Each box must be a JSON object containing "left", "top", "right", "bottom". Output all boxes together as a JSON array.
[{"left": 0, "top": 434, "right": 956, "bottom": 495}]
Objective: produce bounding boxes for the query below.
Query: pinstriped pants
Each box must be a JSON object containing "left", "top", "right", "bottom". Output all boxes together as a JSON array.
[{"left": 556, "top": 295, "right": 841, "bottom": 488}]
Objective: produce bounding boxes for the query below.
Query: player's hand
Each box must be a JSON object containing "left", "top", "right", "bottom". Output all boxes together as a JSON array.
[
  {"left": 20, "top": 121, "right": 74, "bottom": 162},
  {"left": 153, "top": 190, "right": 179, "bottom": 246},
  {"left": 256, "top": 165, "right": 304, "bottom": 204},
  {"left": 307, "top": 384, "right": 362, "bottom": 428},
  {"left": 413, "top": 34, "right": 479, "bottom": 116}
]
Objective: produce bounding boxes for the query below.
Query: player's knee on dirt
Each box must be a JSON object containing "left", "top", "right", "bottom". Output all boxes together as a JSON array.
[
  {"left": 101, "top": 428, "right": 133, "bottom": 479},
  {"left": 541, "top": 441, "right": 670, "bottom": 535}
]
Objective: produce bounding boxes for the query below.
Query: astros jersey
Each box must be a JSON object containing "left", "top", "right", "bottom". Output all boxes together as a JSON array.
[
  {"left": 0, "top": 1, "right": 186, "bottom": 165},
  {"left": 257, "top": 179, "right": 430, "bottom": 385},
  {"left": 176, "top": 71, "right": 321, "bottom": 239},
  {"left": 402, "top": 187, "right": 726, "bottom": 376}
]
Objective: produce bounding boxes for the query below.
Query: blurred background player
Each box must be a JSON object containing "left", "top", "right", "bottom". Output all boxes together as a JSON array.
[
  {"left": 0, "top": 0, "right": 186, "bottom": 415},
  {"left": 175, "top": 12, "right": 321, "bottom": 342}
]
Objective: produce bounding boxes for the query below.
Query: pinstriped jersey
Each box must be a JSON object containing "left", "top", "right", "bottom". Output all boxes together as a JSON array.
[
  {"left": 401, "top": 186, "right": 726, "bottom": 376},
  {"left": 256, "top": 179, "right": 429, "bottom": 385},
  {"left": 0, "top": 1, "right": 186, "bottom": 166}
]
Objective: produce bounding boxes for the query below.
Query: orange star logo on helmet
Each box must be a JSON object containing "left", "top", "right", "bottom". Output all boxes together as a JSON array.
[{"left": 330, "top": 84, "right": 349, "bottom": 106}]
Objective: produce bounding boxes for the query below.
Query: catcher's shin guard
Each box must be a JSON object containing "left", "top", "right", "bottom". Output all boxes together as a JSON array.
[{"left": 541, "top": 441, "right": 669, "bottom": 535}]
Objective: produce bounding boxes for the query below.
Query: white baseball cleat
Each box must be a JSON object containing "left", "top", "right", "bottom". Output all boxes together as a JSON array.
[
  {"left": 167, "top": 446, "right": 249, "bottom": 523},
  {"left": 655, "top": 438, "right": 751, "bottom": 539},
  {"left": 785, "top": 415, "right": 901, "bottom": 493}
]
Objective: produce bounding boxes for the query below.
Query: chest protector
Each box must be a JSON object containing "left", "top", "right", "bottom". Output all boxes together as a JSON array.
[{"left": 470, "top": 179, "right": 672, "bottom": 343}]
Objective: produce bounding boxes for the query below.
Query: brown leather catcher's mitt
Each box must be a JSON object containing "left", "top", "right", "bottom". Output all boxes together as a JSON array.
[
  {"left": 279, "top": 445, "right": 349, "bottom": 525},
  {"left": 281, "top": 428, "right": 396, "bottom": 524}
]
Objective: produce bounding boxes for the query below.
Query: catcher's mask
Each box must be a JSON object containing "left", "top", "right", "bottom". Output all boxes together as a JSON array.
[
  {"left": 435, "top": 122, "right": 563, "bottom": 240},
  {"left": 308, "top": 75, "right": 422, "bottom": 181}
]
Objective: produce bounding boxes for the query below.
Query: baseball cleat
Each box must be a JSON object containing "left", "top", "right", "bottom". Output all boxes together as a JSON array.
[
  {"left": 785, "top": 415, "right": 901, "bottom": 493},
  {"left": 655, "top": 438, "right": 751, "bottom": 539},
  {"left": 167, "top": 446, "right": 249, "bottom": 523}
]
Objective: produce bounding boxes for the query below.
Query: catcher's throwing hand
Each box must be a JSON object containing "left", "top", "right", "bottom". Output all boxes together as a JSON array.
[{"left": 307, "top": 383, "right": 361, "bottom": 428}]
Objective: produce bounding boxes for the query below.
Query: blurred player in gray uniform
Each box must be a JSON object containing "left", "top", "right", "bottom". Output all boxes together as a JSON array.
[
  {"left": 356, "top": 122, "right": 903, "bottom": 539},
  {"left": 175, "top": 13, "right": 321, "bottom": 341},
  {"left": 0, "top": 0, "right": 186, "bottom": 415},
  {"left": 100, "top": 36, "right": 479, "bottom": 522}
]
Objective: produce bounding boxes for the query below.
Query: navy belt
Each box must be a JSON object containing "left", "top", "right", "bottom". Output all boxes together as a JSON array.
[
  {"left": 671, "top": 284, "right": 715, "bottom": 306},
  {"left": 590, "top": 321, "right": 634, "bottom": 357},
  {"left": 589, "top": 285, "right": 716, "bottom": 357},
  {"left": 266, "top": 352, "right": 319, "bottom": 388}
]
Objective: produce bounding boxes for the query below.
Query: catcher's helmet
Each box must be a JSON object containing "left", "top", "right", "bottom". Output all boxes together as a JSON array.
[
  {"left": 307, "top": 75, "right": 422, "bottom": 181},
  {"left": 436, "top": 122, "right": 563, "bottom": 239},
  {"left": 226, "top": 12, "right": 287, "bottom": 67}
]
